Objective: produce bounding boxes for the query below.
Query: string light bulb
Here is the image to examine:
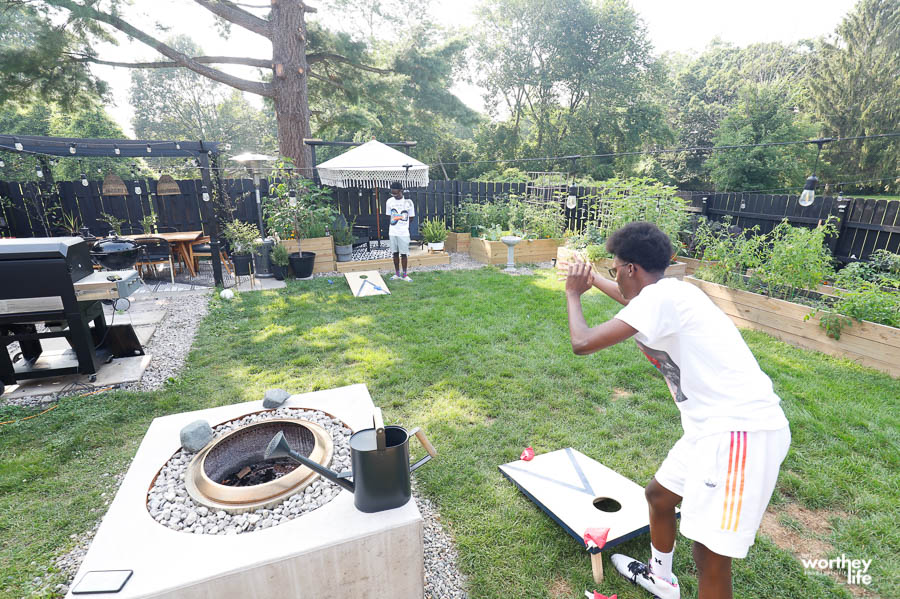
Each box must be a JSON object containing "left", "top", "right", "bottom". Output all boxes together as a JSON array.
[
  {"left": 69, "top": 143, "right": 77, "bottom": 154},
  {"left": 566, "top": 156, "right": 578, "bottom": 209},
  {"left": 36, "top": 165, "right": 43, "bottom": 178},
  {"left": 175, "top": 142, "right": 181, "bottom": 150},
  {"left": 146, "top": 144, "right": 152, "bottom": 154},
  {"left": 14, "top": 138, "right": 23, "bottom": 152},
  {"left": 201, "top": 185, "right": 210, "bottom": 202},
  {"left": 288, "top": 189, "right": 297, "bottom": 207},
  {"left": 114, "top": 145, "right": 120, "bottom": 155},
  {"left": 81, "top": 172, "right": 89, "bottom": 187},
  {"left": 0, "top": 159, "right": 5, "bottom": 168},
  {"left": 799, "top": 175, "right": 817, "bottom": 207}
]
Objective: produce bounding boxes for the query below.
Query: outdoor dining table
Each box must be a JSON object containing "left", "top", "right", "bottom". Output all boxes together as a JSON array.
[{"left": 123, "top": 231, "right": 204, "bottom": 278}]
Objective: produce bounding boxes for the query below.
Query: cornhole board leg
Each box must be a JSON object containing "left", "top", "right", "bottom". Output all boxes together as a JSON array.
[
  {"left": 344, "top": 270, "right": 390, "bottom": 297},
  {"left": 499, "top": 448, "right": 679, "bottom": 585},
  {"left": 591, "top": 551, "right": 603, "bottom": 583}
]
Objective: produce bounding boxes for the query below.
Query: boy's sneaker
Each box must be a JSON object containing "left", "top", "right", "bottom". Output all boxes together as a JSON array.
[
  {"left": 402, "top": 275, "right": 412, "bottom": 282},
  {"left": 610, "top": 554, "right": 680, "bottom": 599},
  {"left": 390, "top": 274, "right": 401, "bottom": 280}
]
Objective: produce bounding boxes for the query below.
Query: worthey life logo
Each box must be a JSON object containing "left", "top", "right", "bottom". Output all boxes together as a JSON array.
[{"left": 802, "top": 554, "right": 872, "bottom": 585}]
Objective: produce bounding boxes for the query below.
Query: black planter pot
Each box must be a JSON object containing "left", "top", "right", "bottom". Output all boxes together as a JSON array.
[
  {"left": 271, "top": 263, "right": 286, "bottom": 280},
  {"left": 232, "top": 254, "right": 253, "bottom": 276},
  {"left": 289, "top": 251, "right": 316, "bottom": 279}
]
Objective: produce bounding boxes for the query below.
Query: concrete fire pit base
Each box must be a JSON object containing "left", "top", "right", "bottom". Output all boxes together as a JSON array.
[{"left": 67, "top": 384, "right": 424, "bottom": 599}]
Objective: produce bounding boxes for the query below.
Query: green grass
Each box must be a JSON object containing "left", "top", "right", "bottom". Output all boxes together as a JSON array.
[{"left": 2, "top": 268, "right": 898, "bottom": 598}]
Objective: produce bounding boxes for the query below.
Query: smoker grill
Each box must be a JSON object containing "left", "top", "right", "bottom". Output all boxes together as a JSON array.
[{"left": 0, "top": 237, "right": 142, "bottom": 395}]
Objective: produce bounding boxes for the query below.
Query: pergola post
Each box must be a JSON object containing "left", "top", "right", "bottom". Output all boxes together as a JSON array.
[{"left": 198, "top": 147, "right": 224, "bottom": 288}]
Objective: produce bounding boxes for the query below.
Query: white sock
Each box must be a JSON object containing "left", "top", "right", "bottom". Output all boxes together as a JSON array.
[{"left": 650, "top": 544, "right": 674, "bottom": 580}]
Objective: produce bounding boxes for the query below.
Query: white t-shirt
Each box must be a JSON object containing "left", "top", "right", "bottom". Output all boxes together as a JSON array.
[
  {"left": 614, "top": 277, "right": 788, "bottom": 439},
  {"left": 385, "top": 197, "right": 415, "bottom": 237}
]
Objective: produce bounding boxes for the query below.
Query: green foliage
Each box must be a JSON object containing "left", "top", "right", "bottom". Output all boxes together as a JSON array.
[
  {"left": 141, "top": 213, "right": 157, "bottom": 235},
  {"left": 474, "top": 168, "right": 529, "bottom": 183},
  {"left": 331, "top": 222, "right": 355, "bottom": 246},
  {"left": 565, "top": 223, "right": 606, "bottom": 250},
  {"left": 98, "top": 212, "right": 125, "bottom": 236},
  {"left": 421, "top": 218, "right": 449, "bottom": 243},
  {"left": 520, "top": 203, "right": 565, "bottom": 239},
  {"left": 754, "top": 219, "right": 836, "bottom": 301},
  {"left": 806, "top": 0, "right": 900, "bottom": 194},
  {"left": 584, "top": 244, "right": 610, "bottom": 262},
  {"left": 270, "top": 242, "right": 290, "bottom": 267},
  {"left": 833, "top": 284, "right": 900, "bottom": 328},
  {"left": 707, "top": 83, "right": 818, "bottom": 191},
  {"left": 694, "top": 218, "right": 767, "bottom": 289},
  {"left": 592, "top": 177, "right": 687, "bottom": 251},
  {"left": 222, "top": 220, "right": 262, "bottom": 255},
  {"left": 264, "top": 177, "right": 336, "bottom": 240}
]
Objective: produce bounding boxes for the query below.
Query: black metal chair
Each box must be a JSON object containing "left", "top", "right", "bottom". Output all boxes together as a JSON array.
[
  {"left": 191, "top": 236, "right": 233, "bottom": 276},
  {"left": 134, "top": 237, "right": 176, "bottom": 284}
]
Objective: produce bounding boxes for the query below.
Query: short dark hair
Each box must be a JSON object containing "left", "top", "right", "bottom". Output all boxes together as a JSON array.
[
  {"left": 390, "top": 181, "right": 403, "bottom": 190},
  {"left": 605, "top": 222, "right": 672, "bottom": 274}
]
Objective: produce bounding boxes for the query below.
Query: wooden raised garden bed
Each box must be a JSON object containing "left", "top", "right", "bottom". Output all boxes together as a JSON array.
[
  {"left": 470, "top": 237, "right": 562, "bottom": 265},
  {"left": 686, "top": 276, "right": 900, "bottom": 377},
  {"left": 282, "top": 237, "right": 336, "bottom": 274},
  {"left": 558, "top": 247, "right": 686, "bottom": 280},
  {"left": 445, "top": 231, "right": 471, "bottom": 253}
]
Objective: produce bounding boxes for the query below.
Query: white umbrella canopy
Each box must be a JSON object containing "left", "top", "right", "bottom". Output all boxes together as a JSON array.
[{"left": 316, "top": 140, "right": 429, "bottom": 189}]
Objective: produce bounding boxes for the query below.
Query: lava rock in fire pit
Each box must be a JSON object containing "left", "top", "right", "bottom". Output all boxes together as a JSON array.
[
  {"left": 262, "top": 389, "right": 291, "bottom": 409},
  {"left": 180, "top": 420, "right": 214, "bottom": 453}
]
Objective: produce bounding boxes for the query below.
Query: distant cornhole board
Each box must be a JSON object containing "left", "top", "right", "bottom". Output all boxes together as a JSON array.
[
  {"left": 345, "top": 270, "right": 390, "bottom": 297},
  {"left": 500, "top": 448, "right": 678, "bottom": 583}
]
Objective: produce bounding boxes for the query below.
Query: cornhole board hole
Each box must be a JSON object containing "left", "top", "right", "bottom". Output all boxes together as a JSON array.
[
  {"left": 345, "top": 270, "right": 390, "bottom": 297},
  {"left": 499, "top": 448, "right": 678, "bottom": 583}
]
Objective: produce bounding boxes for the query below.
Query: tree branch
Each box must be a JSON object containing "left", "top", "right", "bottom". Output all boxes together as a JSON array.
[
  {"left": 309, "top": 71, "right": 346, "bottom": 91},
  {"left": 306, "top": 53, "right": 392, "bottom": 75},
  {"left": 66, "top": 53, "right": 272, "bottom": 69},
  {"left": 192, "top": 0, "right": 271, "bottom": 38},
  {"left": 47, "top": 0, "right": 273, "bottom": 97}
]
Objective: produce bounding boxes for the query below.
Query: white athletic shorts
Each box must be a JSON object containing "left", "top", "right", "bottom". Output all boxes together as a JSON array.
[
  {"left": 655, "top": 426, "right": 790, "bottom": 558},
  {"left": 389, "top": 235, "right": 410, "bottom": 254}
]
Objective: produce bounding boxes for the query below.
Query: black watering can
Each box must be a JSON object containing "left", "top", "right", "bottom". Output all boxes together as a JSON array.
[{"left": 264, "top": 408, "right": 437, "bottom": 513}]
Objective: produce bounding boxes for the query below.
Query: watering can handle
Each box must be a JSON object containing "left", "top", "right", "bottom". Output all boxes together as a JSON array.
[
  {"left": 373, "top": 407, "right": 385, "bottom": 451},
  {"left": 408, "top": 427, "right": 437, "bottom": 472}
]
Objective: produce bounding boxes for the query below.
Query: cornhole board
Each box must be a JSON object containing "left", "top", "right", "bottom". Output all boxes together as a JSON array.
[
  {"left": 499, "top": 448, "right": 678, "bottom": 583},
  {"left": 345, "top": 270, "right": 390, "bottom": 297}
]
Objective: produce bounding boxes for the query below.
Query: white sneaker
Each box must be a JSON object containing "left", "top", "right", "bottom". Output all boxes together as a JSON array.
[
  {"left": 611, "top": 554, "right": 680, "bottom": 599},
  {"left": 402, "top": 275, "right": 412, "bottom": 282},
  {"left": 390, "top": 274, "right": 401, "bottom": 280}
]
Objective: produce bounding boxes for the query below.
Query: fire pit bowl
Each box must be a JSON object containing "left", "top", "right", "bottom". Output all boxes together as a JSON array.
[
  {"left": 90, "top": 236, "right": 141, "bottom": 270},
  {"left": 184, "top": 418, "right": 334, "bottom": 514}
]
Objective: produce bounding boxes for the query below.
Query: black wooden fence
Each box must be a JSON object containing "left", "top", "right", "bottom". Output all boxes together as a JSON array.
[{"left": 1, "top": 178, "right": 898, "bottom": 262}]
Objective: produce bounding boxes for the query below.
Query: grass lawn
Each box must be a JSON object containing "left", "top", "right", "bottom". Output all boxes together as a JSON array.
[{"left": 2, "top": 268, "right": 898, "bottom": 598}]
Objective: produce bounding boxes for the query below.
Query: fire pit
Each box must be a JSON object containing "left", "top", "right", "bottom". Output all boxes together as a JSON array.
[{"left": 185, "top": 418, "right": 333, "bottom": 513}]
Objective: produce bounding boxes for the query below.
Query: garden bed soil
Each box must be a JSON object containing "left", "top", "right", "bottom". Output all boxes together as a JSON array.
[
  {"left": 687, "top": 276, "right": 900, "bottom": 377},
  {"left": 471, "top": 237, "right": 562, "bottom": 265},
  {"left": 282, "top": 237, "right": 335, "bottom": 274},
  {"left": 445, "top": 231, "right": 470, "bottom": 253}
]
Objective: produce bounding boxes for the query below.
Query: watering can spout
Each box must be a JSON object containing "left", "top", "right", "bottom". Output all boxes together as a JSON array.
[{"left": 264, "top": 431, "right": 355, "bottom": 493}]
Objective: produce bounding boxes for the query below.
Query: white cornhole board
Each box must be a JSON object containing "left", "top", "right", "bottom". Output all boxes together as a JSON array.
[
  {"left": 500, "top": 448, "right": 679, "bottom": 550},
  {"left": 345, "top": 270, "right": 390, "bottom": 297}
]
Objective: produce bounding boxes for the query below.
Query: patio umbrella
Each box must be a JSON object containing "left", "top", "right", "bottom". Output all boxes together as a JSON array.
[{"left": 316, "top": 140, "right": 429, "bottom": 242}]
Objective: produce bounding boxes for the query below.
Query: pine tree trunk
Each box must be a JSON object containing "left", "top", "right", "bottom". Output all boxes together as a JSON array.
[{"left": 271, "top": 1, "right": 312, "bottom": 173}]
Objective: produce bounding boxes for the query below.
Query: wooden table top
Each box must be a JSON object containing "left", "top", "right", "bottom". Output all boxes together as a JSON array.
[{"left": 123, "top": 231, "right": 203, "bottom": 242}]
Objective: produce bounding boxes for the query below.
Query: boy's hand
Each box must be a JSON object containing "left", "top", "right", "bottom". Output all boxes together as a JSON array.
[{"left": 566, "top": 260, "right": 593, "bottom": 296}]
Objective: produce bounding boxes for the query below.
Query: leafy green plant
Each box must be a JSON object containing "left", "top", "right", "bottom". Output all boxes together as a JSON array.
[
  {"left": 331, "top": 223, "right": 355, "bottom": 246},
  {"left": 754, "top": 219, "right": 836, "bottom": 301},
  {"left": 695, "top": 218, "right": 766, "bottom": 289},
  {"left": 522, "top": 203, "right": 564, "bottom": 239},
  {"left": 483, "top": 224, "right": 504, "bottom": 241},
  {"left": 222, "top": 220, "right": 262, "bottom": 255},
  {"left": 59, "top": 210, "right": 81, "bottom": 235},
  {"left": 264, "top": 177, "right": 336, "bottom": 242},
  {"left": 141, "top": 213, "right": 157, "bottom": 235},
  {"left": 833, "top": 261, "right": 880, "bottom": 290},
  {"left": 421, "top": 218, "right": 449, "bottom": 243},
  {"left": 590, "top": 177, "right": 687, "bottom": 250},
  {"left": 99, "top": 212, "right": 125, "bottom": 236},
  {"left": 270, "top": 242, "right": 290, "bottom": 267},
  {"left": 585, "top": 244, "right": 610, "bottom": 263},
  {"left": 834, "top": 284, "right": 900, "bottom": 328}
]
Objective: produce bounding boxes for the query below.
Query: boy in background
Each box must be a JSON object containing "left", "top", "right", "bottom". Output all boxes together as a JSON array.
[{"left": 386, "top": 181, "right": 415, "bottom": 281}]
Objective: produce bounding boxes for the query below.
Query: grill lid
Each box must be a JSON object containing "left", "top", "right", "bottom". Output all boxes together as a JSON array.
[{"left": 0, "top": 237, "right": 87, "bottom": 260}]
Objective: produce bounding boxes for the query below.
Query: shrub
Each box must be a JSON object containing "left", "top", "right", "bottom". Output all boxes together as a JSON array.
[
  {"left": 754, "top": 219, "right": 836, "bottom": 301},
  {"left": 222, "top": 220, "right": 262, "bottom": 255},
  {"left": 270, "top": 242, "right": 290, "bottom": 266},
  {"left": 421, "top": 218, "right": 448, "bottom": 243}
]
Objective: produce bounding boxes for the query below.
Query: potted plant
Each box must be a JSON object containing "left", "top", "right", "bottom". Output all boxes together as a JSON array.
[
  {"left": 265, "top": 177, "right": 337, "bottom": 278},
  {"left": 141, "top": 213, "right": 157, "bottom": 235},
  {"left": 270, "top": 242, "right": 290, "bottom": 280},
  {"left": 421, "top": 218, "right": 448, "bottom": 251},
  {"left": 332, "top": 221, "right": 355, "bottom": 262},
  {"left": 223, "top": 220, "right": 262, "bottom": 276},
  {"left": 99, "top": 212, "right": 125, "bottom": 236}
]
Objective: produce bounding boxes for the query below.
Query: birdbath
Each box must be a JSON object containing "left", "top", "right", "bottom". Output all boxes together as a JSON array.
[{"left": 500, "top": 235, "right": 522, "bottom": 272}]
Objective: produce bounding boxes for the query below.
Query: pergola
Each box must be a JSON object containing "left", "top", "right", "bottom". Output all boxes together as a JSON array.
[{"left": 0, "top": 134, "right": 226, "bottom": 286}]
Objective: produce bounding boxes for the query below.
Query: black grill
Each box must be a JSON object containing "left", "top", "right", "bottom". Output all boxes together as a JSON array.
[{"left": 0, "top": 237, "right": 141, "bottom": 394}]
